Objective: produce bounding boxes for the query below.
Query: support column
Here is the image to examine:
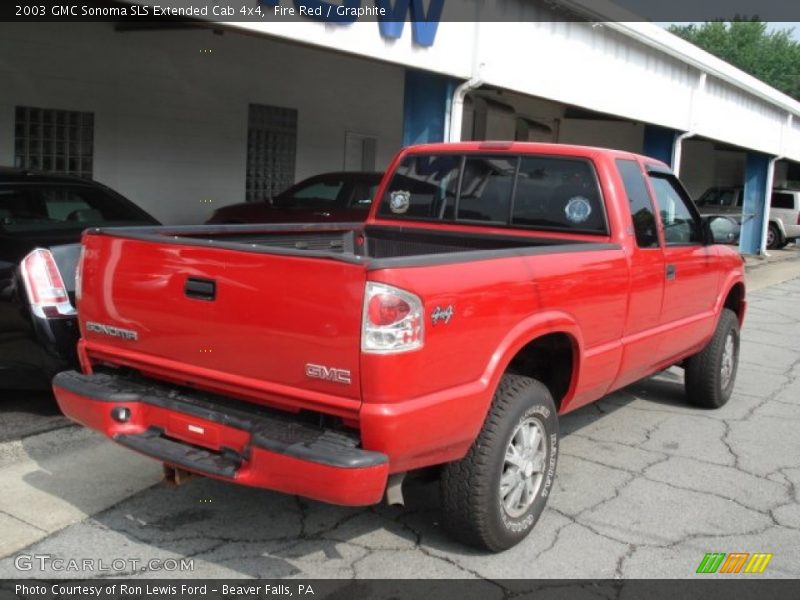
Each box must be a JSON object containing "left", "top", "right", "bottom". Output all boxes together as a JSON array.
[
  {"left": 643, "top": 125, "right": 678, "bottom": 167},
  {"left": 739, "top": 152, "right": 770, "bottom": 255},
  {"left": 402, "top": 69, "right": 456, "bottom": 146}
]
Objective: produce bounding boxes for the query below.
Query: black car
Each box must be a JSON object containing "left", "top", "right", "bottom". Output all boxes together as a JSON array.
[{"left": 0, "top": 168, "right": 159, "bottom": 389}]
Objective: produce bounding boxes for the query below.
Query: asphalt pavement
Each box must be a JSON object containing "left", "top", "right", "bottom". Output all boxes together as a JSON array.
[{"left": 0, "top": 255, "right": 798, "bottom": 579}]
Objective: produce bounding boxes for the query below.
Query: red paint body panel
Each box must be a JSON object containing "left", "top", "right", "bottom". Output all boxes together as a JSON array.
[
  {"left": 54, "top": 142, "right": 746, "bottom": 506},
  {"left": 78, "top": 235, "right": 366, "bottom": 410}
]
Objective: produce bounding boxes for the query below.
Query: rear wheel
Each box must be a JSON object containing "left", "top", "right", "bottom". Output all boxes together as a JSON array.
[
  {"left": 767, "top": 223, "right": 783, "bottom": 250},
  {"left": 440, "top": 374, "right": 559, "bottom": 552},
  {"left": 684, "top": 309, "right": 740, "bottom": 409}
]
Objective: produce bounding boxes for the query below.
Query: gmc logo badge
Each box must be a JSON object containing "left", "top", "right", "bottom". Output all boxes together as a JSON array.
[{"left": 305, "top": 363, "right": 352, "bottom": 385}]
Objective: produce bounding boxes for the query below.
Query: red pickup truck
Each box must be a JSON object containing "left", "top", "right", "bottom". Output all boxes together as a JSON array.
[{"left": 53, "top": 142, "right": 745, "bottom": 551}]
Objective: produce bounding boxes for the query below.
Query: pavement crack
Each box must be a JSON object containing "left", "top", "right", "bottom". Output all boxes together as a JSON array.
[
  {"left": 613, "top": 543, "right": 637, "bottom": 579},
  {"left": 294, "top": 496, "right": 309, "bottom": 539}
]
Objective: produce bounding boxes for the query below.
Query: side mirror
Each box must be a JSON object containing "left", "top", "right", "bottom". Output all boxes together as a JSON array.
[{"left": 703, "top": 215, "right": 739, "bottom": 245}]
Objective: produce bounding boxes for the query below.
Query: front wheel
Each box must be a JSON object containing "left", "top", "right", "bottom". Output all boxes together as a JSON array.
[
  {"left": 440, "top": 374, "right": 559, "bottom": 552},
  {"left": 684, "top": 308, "right": 740, "bottom": 408}
]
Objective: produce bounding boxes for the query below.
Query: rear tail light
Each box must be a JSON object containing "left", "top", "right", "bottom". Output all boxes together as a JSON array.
[
  {"left": 75, "top": 246, "right": 85, "bottom": 302},
  {"left": 20, "top": 248, "right": 76, "bottom": 319},
  {"left": 797, "top": 213, "right": 800, "bottom": 225},
  {"left": 362, "top": 282, "right": 424, "bottom": 353}
]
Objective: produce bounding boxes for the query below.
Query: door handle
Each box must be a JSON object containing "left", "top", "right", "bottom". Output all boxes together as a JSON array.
[
  {"left": 666, "top": 264, "right": 677, "bottom": 281},
  {"left": 185, "top": 277, "right": 216, "bottom": 301}
]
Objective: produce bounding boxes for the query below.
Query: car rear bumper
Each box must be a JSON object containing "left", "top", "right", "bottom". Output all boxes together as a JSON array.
[{"left": 52, "top": 370, "right": 389, "bottom": 506}]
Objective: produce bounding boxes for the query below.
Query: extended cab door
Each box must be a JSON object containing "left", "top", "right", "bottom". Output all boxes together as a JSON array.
[
  {"left": 646, "top": 166, "right": 721, "bottom": 360},
  {"left": 612, "top": 159, "right": 666, "bottom": 388}
]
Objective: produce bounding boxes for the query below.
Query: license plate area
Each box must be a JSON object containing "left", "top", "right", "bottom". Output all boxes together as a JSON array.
[{"left": 166, "top": 414, "right": 222, "bottom": 450}]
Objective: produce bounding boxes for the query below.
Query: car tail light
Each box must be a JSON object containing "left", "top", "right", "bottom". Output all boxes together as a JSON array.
[
  {"left": 74, "top": 246, "right": 85, "bottom": 303},
  {"left": 20, "top": 248, "right": 76, "bottom": 319},
  {"left": 362, "top": 282, "right": 423, "bottom": 353}
]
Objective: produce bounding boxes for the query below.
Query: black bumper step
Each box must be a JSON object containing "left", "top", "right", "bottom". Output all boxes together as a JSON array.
[
  {"left": 54, "top": 370, "right": 388, "bottom": 469},
  {"left": 116, "top": 427, "right": 241, "bottom": 478}
]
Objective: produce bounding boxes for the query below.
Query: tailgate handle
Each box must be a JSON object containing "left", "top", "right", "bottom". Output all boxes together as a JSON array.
[{"left": 185, "top": 277, "right": 216, "bottom": 301}]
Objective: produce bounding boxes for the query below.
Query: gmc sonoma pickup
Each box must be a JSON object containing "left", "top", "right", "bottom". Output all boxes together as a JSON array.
[{"left": 52, "top": 143, "right": 745, "bottom": 551}]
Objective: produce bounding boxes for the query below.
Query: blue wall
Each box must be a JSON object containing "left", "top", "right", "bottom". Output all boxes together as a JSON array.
[
  {"left": 402, "top": 69, "right": 456, "bottom": 146},
  {"left": 643, "top": 125, "right": 677, "bottom": 167},
  {"left": 739, "top": 152, "right": 769, "bottom": 254}
]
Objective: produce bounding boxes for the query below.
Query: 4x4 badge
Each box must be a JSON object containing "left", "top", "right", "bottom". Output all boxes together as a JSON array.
[{"left": 431, "top": 305, "right": 454, "bottom": 325}]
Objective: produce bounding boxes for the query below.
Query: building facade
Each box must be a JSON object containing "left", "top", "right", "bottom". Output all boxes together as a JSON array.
[{"left": 2, "top": 2, "right": 799, "bottom": 252}]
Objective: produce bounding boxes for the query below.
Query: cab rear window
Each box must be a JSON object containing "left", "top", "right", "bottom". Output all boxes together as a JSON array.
[{"left": 377, "top": 153, "right": 607, "bottom": 235}]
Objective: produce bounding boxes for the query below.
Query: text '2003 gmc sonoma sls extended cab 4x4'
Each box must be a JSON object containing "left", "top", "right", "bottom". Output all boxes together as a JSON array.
[{"left": 52, "top": 143, "right": 745, "bottom": 551}]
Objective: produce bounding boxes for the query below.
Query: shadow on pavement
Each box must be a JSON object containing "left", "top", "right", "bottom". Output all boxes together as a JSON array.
[
  {"left": 14, "top": 371, "right": 697, "bottom": 577},
  {"left": 0, "top": 389, "right": 69, "bottom": 443}
]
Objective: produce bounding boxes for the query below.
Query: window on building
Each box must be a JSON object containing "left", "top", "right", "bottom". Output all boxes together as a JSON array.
[
  {"left": 246, "top": 104, "right": 297, "bottom": 203},
  {"left": 616, "top": 159, "right": 659, "bottom": 248},
  {"left": 14, "top": 106, "right": 94, "bottom": 178}
]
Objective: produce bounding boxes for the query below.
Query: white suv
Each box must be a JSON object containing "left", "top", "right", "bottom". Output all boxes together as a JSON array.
[{"left": 769, "top": 189, "right": 800, "bottom": 249}]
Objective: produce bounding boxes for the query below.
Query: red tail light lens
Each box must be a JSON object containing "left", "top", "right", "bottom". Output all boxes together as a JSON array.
[
  {"left": 368, "top": 294, "right": 411, "bottom": 326},
  {"left": 20, "top": 248, "right": 76, "bottom": 319},
  {"left": 362, "top": 283, "right": 423, "bottom": 353}
]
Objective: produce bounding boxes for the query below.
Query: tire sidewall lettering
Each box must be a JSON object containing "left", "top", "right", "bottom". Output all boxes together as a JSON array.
[{"left": 498, "top": 403, "right": 558, "bottom": 533}]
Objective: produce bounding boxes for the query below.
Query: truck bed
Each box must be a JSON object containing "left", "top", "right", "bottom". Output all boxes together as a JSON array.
[{"left": 92, "top": 223, "right": 616, "bottom": 267}]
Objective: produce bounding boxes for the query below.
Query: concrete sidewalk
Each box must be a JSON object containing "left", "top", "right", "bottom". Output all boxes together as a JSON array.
[
  {"left": 0, "top": 427, "right": 161, "bottom": 558},
  {"left": 743, "top": 245, "right": 799, "bottom": 271}
]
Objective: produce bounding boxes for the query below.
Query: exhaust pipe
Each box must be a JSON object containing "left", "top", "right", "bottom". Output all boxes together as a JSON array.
[{"left": 385, "top": 472, "right": 406, "bottom": 506}]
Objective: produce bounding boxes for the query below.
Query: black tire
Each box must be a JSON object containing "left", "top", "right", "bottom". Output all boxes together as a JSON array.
[
  {"left": 440, "top": 374, "right": 559, "bottom": 552},
  {"left": 684, "top": 308, "right": 740, "bottom": 409},
  {"left": 767, "top": 223, "right": 783, "bottom": 250}
]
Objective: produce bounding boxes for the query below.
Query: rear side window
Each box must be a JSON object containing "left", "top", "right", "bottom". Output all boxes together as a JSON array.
[
  {"left": 771, "top": 192, "right": 795, "bottom": 210},
  {"left": 378, "top": 153, "right": 607, "bottom": 235},
  {"left": 616, "top": 159, "right": 658, "bottom": 248}
]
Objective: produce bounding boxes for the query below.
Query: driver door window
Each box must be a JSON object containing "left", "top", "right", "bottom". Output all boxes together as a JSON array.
[{"left": 649, "top": 175, "right": 701, "bottom": 245}]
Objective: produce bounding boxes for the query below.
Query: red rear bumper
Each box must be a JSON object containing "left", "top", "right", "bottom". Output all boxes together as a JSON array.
[{"left": 53, "top": 371, "right": 389, "bottom": 506}]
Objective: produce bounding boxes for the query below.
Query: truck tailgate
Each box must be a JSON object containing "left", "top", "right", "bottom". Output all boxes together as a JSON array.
[{"left": 77, "top": 233, "right": 366, "bottom": 415}]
